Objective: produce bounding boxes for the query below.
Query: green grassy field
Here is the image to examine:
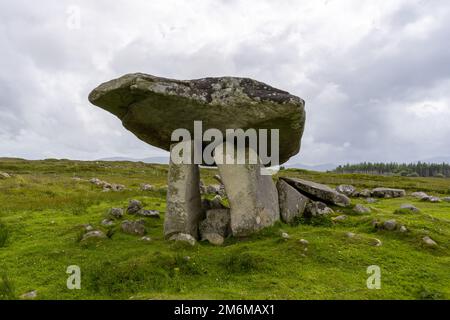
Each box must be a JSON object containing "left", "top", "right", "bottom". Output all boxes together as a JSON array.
[{"left": 0, "top": 158, "right": 449, "bottom": 300}]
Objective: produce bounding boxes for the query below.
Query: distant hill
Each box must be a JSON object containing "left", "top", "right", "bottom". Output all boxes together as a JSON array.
[
  {"left": 98, "top": 156, "right": 170, "bottom": 164},
  {"left": 284, "top": 163, "right": 337, "bottom": 172}
]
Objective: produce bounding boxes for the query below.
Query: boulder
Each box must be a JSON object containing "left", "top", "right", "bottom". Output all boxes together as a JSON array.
[
  {"left": 109, "top": 207, "right": 124, "bottom": 219},
  {"left": 336, "top": 185, "right": 356, "bottom": 196},
  {"left": 0, "top": 172, "right": 11, "bottom": 179},
  {"left": 354, "top": 204, "right": 371, "bottom": 214},
  {"left": 443, "top": 197, "right": 450, "bottom": 202},
  {"left": 366, "top": 197, "right": 377, "bottom": 203},
  {"left": 81, "top": 230, "right": 106, "bottom": 241},
  {"left": 371, "top": 188, "right": 406, "bottom": 198},
  {"left": 137, "top": 209, "right": 160, "bottom": 218},
  {"left": 140, "top": 184, "right": 154, "bottom": 191},
  {"left": 383, "top": 219, "right": 397, "bottom": 231},
  {"left": 421, "top": 196, "right": 441, "bottom": 203},
  {"left": 277, "top": 179, "right": 310, "bottom": 224},
  {"left": 411, "top": 191, "right": 429, "bottom": 200},
  {"left": 214, "top": 143, "right": 279, "bottom": 236},
  {"left": 101, "top": 219, "right": 114, "bottom": 226},
  {"left": 281, "top": 177, "right": 350, "bottom": 207},
  {"left": 357, "top": 189, "right": 372, "bottom": 197},
  {"left": 333, "top": 215, "right": 347, "bottom": 222},
  {"left": 203, "top": 233, "right": 224, "bottom": 246},
  {"left": 126, "top": 200, "right": 143, "bottom": 215},
  {"left": 164, "top": 141, "right": 203, "bottom": 239},
  {"left": 169, "top": 233, "right": 196, "bottom": 246},
  {"left": 400, "top": 204, "right": 420, "bottom": 213},
  {"left": 209, "top": 195, "right": 225, "bottom": 209},
  {"left": 88, "top": 73, "right": 306, "bottom": 166},
  {"left": 199, "top": 209, "right": 231, "bottom": 239},
  {"left": 20, "top": 290, "right": 37, "bottom": 300},
  {"left": 422, "top": 236, "right": 437, "bottom": 247},
  {"left": 121, "top": 220, "right": 146, "bottom": 236},
  {"left": 305, "top": 201, "right": 334, "bottom": 217}
]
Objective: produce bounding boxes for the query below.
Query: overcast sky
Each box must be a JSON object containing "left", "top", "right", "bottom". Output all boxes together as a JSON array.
[{"left": 1, "top": 0, "right": 449, "bottom": 165}]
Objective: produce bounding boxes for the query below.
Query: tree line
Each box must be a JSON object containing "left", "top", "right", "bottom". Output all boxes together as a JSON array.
[{"left": 333, "top": 162, "right": 450, "bottom": 177}]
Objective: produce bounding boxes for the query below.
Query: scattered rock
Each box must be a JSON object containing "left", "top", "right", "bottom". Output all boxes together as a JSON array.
[
  {"left": 422, "top": 236, "right": 437, "bottom": 247},
  {"left": 137, "top": 209, "right": 160, "bottom": 218},
  {"left": 82, "top": 230, "right": 106, "bottom": 241},
  {"left": 141, "top": 236, "right": 152, "bottom": 242},
  {"left": 199, "top": 209, "right": 231, "bottom": 239},
  {"left": 90, "top": 178, "right": 124, "bottom": 192},
  {"left": 371, "top": 219, "right": 380, "bottom": 228},
  {"left": 277, "top": 179, "right": 310, "bottom": 224},
  {"left": 371, "top": 188, "right": 406, "bottom": 198},
  {"left": 203, "top": 233, "right": 224, "bottom": 245},
  {"left": 336, "top": 185, "right": 356, "bottom": 196},
  {"left": 421, "top": 196, "right": 441, "bottom": 203},
  {"left": 84, "top": 224, "right": 94, "bottom": 231},
  {"left": 370, "top": 238, "right": 382, "bottom": 247},
  {"left": 299, "top": 239, "right": 309, "bottom": 245},
  {"left": 366, "top": 197, "right": 377, "bottom": 203},
  {"left": 0, "top": 172, "right": 11, "bottom": 179},
  {"left": 101, "top": 219, "right": 114, "bottom": 226},
  {"left": 442, "top": 197, "right": 450, "bottom": 202},
  {"left": 356, "top": 189, "right": 372, "bottom": 197},
  {"left": 281, "top": 177, "right": 351, "bottom": 207},
  {"left": 333, "top": 215, "right": 348, "bottom": 222},
  {"left": 127, "top": 200, "right": 143, "bottom": 215},
  {"left": 140, "top": 183, "right": 154, "bottom": 191},
  {"left": 383, "top": 219, "right": 397, "bottom": 231},
  {"left": 20, "top": 290, "right": 37, "bottom": 300},
  {"left": 305, "top": 201, "right": 334, "bottom": 217},
  {"left": 411, "top": 191, "right": 429, "bottom": 200},
  {"left": 121, "top": 220, "right": 146, "bottom": 236},
  {"left": 281, "top": 232, "right": 290, "bottom": 239},
  {"left": 354, "top": 204, "right": 371, "bottom": 214},
  {"left": 399, "top": 225, "right": 408, "bottom": 233},
  {"left": 169, "top": 233, "right": 196, "bottom": 246},
  {"left": 109, "top": 207, "right": 124, "bottom": 219},
  {"left": 400, "top": 204, "right": 420, "bottom": 213},
  {"left": 346, "top": 232, "right": 356, "bottom": 238}
]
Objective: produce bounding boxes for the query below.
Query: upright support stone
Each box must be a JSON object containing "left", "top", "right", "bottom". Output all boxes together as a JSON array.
[
  {"left": 214, "top": 142, "right": 279, "bottom": 237},
  {"left": 164, "top": 141, "right": 203, "bottom": 239}
]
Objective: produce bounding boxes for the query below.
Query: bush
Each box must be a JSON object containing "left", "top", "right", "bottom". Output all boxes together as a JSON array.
[{"left": 0, "top": 222, "right": 9, "bottom": 247}]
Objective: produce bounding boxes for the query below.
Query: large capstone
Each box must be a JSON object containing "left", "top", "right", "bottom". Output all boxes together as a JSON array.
[
  {"left": 281, "top": 177, "right": 351, "bottom": 207},
  {"left": 276, "top": 179, "right": 309, "bottom": 224},
  {"left": 214, "top": 142, "right": 280, "bottom": 236},
  {"left": 88, "top": 73, "right": 305, "bottom": 165},
  {"left": 164, "top": 141, "right": 203, "bottom": 239}
]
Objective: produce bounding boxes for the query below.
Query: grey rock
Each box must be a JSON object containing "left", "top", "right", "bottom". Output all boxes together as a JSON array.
[
  {"left": 88, "top": 73, "right": 306, "bottom": 165},
  {"left": 281, "top": 232, "right": 290, "bottom": 239},
  {"left": 20, "top": 290, "right": 37, "bottom": 300},
  {"left": 214, "top": 143, "right": 279, "bottom": 236},
  {"left": 336, "top": 185, "right": 356, "bottom": 196},
  {"left": 84, "top": 224, "right": 94, "bottom": 231},
  {"left": 370, "top": 238, "right": 383, "bottom": 247},
  {"left": 442, "top": 197, "right": 450, "bottom": 202},
  {"left": 305, "top": 201, "right": 334, "bottom": 217},
  {"left": 333, "top": 215, "right": 348, "bottom": 222},
  {"left": 210, "top": 195, "right": 225, "bottom": 209},
  {"left": 358, "top": 189, "right": 372, "bottom": 197},
  {"left": 127, "top": 200, "right": 143, "bottom": 215},
  {"left": 0, "top": 172, "right": 11, "bottom": 179},
  {"left": 206, "top": 184, "right": 221, "bottom": 195},
  {"left": 109, "top": 207, "right": 124, "bottom": 219},
  {"left": 164, "top": 141, "right": 203, "bottom": 239},
  {"left": 101, "top": 219, "right": 114, "bottom": 226},
  {"left": 399, "top": 225, "right": 408, "bottom": 233},
  {"left": 169, "top": 233, "right": 196, "bottom": 246},
  {"left": 372, "top": 188, "right": 406, "bottom": 198},
  {"left": 281, "top": 177, "right": 351, "bottom": 207},
  {"left": 346, "top": 232, "right": 356, "bottom": 238},
  {"left": 141, "top": 236, "right": 152, "bottom": 242},
  {"left": 383, "top": 219, "right": 397, "bottom": 231},
  {"left": 366, "top": 197, "right": 377, "bottom": 203},
  {"left": 203, "top": 233, "right": 224, "bottom": 245},
  {"left": 354, "top": 204, "right": 371, "bottom": 214},
  {"left": 421, "top": 196, "right": 441, "bottom": 203},
  {"left": 140, "top": 183, "right": 154, "bottom": 191},
  {"left": 422, "top": 236, "right": 437, "bottom": 247},
  {"left": 137, "top": 209, "right": 160, "bottom": 218},
  {"left": 82, "top": 230, "right": 106, "bottom": 241},
  {"left": 411, "top": 191, "right": 429, "bottom": 199},
  {"left": 277, "top": 179, "right": 310, "bottom": 224},
  {"left": 299, "top": 239, "right": 309, "bottom": 245},
  {"left": 121, "top": 220, "right": 146, "bottom": 236},
  {"left": 199, "top": 209, "right": 231, "bottom": 239},
  {"left": 400, "top": 204, "right": 420, "bottom": 213},
  {"left": 213, "top": 174, "right": 223, "bottom": 184}
]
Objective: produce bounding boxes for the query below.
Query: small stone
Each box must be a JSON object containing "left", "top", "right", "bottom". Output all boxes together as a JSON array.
[
  {"left": 127, "top": 200, "right": 143, "bottom": 215},
  {"left": 121, "top": 220, "right": 146, "bottom": 236},
  {"left": 111, "top": 184, "right": 125, "bottom": 192},
  {"left": 82, "top": 230, "right": 106, "bottom": 241},
  {"left": 281, "top": 232, "right": 290, "bottom": 239},
  {"left": 399, "top": 225, "right": 408, "bottom": 233},
  {"left": 366, "top": 198, "right": 377, "bottom": 203},
  {"left": 383, "top": 219, "right": 397, "bottom": 231},
  {"left": 335, "top": 185, "right": 356, "bottom": 196},
  {"left": 85, "top": 225, "right": 93, "bottom": 231},
  {"left": 372, "top": 188, "right": 406, "bottom": 198},
  {"left": 354, "top": 204, "right": 371, "bottom": 214},
  {"left": 169, "top": 233, "right": 196, "bottom": 246},
  {"left": 400, "top": 204, "right": 420, "bottom": 213},
  {"left": 20, "top": 290, "right": 37, "bottom": 300},
  {"left": 305, "top": 201, "right": 334, "bottom": 217},
  {"left": 137, "top": 209, "right": 160, "bottom": 218},
  {"left": 346, "top": 232, "right": 356, "bottom": 238},
  {"left": 421, "top": 196, "right": 441, "bottom": 203},
  {"left": 109, "top": 207, "right": 124, "bottom": 219},
  {"left": 422, "top": 236, "right": 437, "bottom": 247},
  {"left": 370, "top": 238, "right": 382, "bottom": 246},
  {"left": 203, "top": 233, "right": 224, "bottom": 245},
  {"left": 141, "top": 236, "right": 152, "bottom": 242},
  {"left": 333, "top": 215, "right": 347, "bottom": 222},
  {"left": 411, "top": 191, "right": 429, "bottom": 199},
  {"left": 442, "top": 197, "right": 450, "bottom": 202},
  {"left": 101, "top": 219, "right": 114, "bottom": 226},
  {"left": 358, "top": 189, "right": 372, "bottom": 197},
  {"left": 299, "top": 239, "right": 309, "bottom": 245},
  {"left": 140, "top": 184, "right": 154, "bottom": 191}
]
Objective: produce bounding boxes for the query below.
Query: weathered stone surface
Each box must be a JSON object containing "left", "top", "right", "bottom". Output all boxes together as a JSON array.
[
  {"left": 411, "top": 191, "right": 429, "bottom": 199},
  {"left": 101, "top": 219, "right": 114, "bottom": 226},
  {"left": 109, "top": 207, "right": 124, "bottom": 219},
  {"left": 372, "top": 188, "right": 406, "bottom": 198},
  {"left": 276, "top": 179, "right": 309, "bottom": 224},
  {"left": 126, "top": 200, "right": 142, "bottom": 215},
  {"left": 443, "top": 197, "right": 450, "bottom": 202},
  {"left": 421, "top": 196, "right": 441, "bottom": 203},
  {"left": 210, "top": 195, "right": 225, "bottom": 209},
  {"left": 354, "top": 204, "right": 371, "bottom": 214},
  {"left": 164, "top": 141, "right": 203, "bottom": 239},
  {"left": 383, "top": 219, "right": 397, "bottom": 231},
  {"left": 214, "top": 143, "right": 279, "bottom": 236},
  {"left": 82, "top": 230, "right": 106, "bottom": 241},
  {"left": 203, "top": 233, "right": 225, "bottom": 246},
  {"left": 400, "top": 204, "right": 420, "bottom": 213},
  {"left": 140, "top": 183, "right": 154, "bottom": 191},
  {"left": 169, "top": 233, "right": 196, "bottom": 246},
  {"left": 422, "top": 236, "right": 437, "bottom": 247},
  {"left": 121, "top": 220, "right": 146, "bottom": 236},
  {"left": 89, "top": 74, "right": 305, "bottom": 165},
  {"left": 137, "top": 209, "right": 160, "bottom": 218},
  {"left": 0, "top": 172, "right": 11, "bottom": 179},
  {"left": 357, "top": 189, "right": 372, "bottom": 197},
  {"left": 336, "top": 185, "right": 356, "bottom": 196},
  {"left": 332, "top": 215, "right": 347, "bottom": 222},
  {"left": 305, "top": 201, "right": 334, "bottom": 217},
  {"left": 199, "top": 209, "right": 231, "bottom": 239},
  {"left": 281, "top": 177, "right": 351, "bottom": 207}
]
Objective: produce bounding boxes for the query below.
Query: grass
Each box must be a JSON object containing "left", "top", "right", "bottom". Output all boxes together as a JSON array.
[{"left": 0, "top": 158, "right": 449, "bottom": 300}]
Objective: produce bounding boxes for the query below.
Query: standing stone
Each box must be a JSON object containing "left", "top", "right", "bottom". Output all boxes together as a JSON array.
[
  {"left": 277, "top": 179, "right": 309, "bottom": 224},
  {"left": 214, "top": 143, "right": 279, "bottom": 236},
  {"left": 281, "top": 177, "right": 350, "bottom": 207},
  {"left": 164, "top": 141, "right": 203, "bottom": 239}
]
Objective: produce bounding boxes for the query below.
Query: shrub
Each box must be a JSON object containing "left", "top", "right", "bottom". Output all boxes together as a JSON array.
[{"left": 0, "top": 222, "right": 9, "bottom": 247}]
